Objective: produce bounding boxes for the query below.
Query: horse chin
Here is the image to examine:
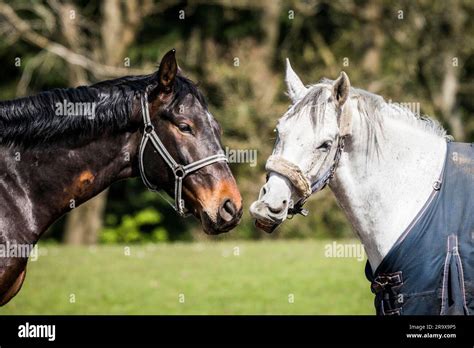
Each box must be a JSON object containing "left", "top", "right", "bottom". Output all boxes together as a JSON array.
[
  {"left": 198, "top": 210, "right": 232, "bottom": 235},
  {"left": 255, "top": 219, "right": 281, "bottom": 234}
]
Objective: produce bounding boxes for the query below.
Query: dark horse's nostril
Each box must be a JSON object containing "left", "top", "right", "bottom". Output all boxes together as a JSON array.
[{"left": 219, "top": 199, "right": 236, "bottom": 222}]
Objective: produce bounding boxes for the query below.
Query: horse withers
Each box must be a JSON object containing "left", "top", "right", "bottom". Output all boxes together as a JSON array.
[
  {"left": 250, "top": 59, "right": 473, "bottom": 315},
  {"left": 0, "top": 49, "right": 243, "bottom": 305}
]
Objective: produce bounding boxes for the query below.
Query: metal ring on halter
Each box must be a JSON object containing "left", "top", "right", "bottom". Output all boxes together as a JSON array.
[
  {"left": 174, "top": 165, "right": 185, "bottom": 178},
  {"left": 145, "top": 124, "right": 154, "bottom": 134},
  {"left": 137, "top": 92, "right": 228, "bottom": 217}
]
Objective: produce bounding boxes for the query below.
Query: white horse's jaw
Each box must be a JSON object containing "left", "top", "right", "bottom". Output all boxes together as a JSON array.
[{"left": 250, "top": 174, "right": 293, "bottom": 233}]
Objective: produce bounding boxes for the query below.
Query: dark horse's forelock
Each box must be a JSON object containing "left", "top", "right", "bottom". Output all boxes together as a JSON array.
[{"left": 0, "top": 73, "right": 205, "bottom": 148}]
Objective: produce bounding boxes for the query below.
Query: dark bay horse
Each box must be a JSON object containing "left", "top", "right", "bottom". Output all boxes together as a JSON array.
[{"left": 0, "top": 49, "right": 242, "bottom": 305}]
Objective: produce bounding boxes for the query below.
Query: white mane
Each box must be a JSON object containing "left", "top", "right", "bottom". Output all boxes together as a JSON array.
[
  {"left": 351, "top": 86, "right": 449, "bottom": 140},
  {"left": 283, "top": 79, "right": 450, "bottom": 158},
  {"left": 313, "top": 78, "right": 449, "bottom": 141}
]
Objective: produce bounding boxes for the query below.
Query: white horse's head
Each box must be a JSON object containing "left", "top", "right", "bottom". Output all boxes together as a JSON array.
[{"left": 250, "top": 59, "right": 352, "bottom": 232}]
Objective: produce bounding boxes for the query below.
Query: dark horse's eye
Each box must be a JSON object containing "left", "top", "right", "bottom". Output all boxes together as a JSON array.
[{"left": 178, "top": 123, "right": 193, "bottom": 134}]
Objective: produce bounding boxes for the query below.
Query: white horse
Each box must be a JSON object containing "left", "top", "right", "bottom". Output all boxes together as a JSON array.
[{"left": 250, "top": 60, "right": 473, "bottom": 315}]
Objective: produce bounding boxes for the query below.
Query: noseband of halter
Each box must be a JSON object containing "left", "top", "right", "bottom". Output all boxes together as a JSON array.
[
  {"left": 138, "top": 92, "right": 228, "bottom": 217},
  {"left": 265, "top": 156, "right": 312, "bottom": 198}
]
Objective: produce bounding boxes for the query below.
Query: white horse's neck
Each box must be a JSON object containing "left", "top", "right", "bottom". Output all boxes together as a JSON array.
[{"left": 330, "top": 98, "right": 447, "bottom": 271}]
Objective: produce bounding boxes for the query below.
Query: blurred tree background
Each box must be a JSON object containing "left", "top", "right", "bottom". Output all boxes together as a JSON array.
[{"left": 0, "top": 0, "right": 473, "bottom": 244}]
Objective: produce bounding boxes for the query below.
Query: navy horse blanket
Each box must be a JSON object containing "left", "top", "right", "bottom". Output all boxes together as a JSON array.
[{"left": 366, "top": 142, "right": 474, "bottom": 315}]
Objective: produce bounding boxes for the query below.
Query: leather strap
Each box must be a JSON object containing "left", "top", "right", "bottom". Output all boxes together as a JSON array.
[{"left": 265, "top": 155, "right": 311, "bottom": 198}]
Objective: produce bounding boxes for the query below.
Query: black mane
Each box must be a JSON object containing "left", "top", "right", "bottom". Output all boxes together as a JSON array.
[{"left": 0, "top": 73, "right": 205, "bottom": 148}]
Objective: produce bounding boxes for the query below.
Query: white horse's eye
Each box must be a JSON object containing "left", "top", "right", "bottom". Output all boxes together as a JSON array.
[{"left": 318, "top": 140, "right": 332, "bottom": 151}]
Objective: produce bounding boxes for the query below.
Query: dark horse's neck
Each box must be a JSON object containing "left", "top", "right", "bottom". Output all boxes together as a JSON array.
[
  {"left": 0, "top": 125, "right": 141, "bottom": 306},
  {"left": 0, "top": 132, "right": 141, "bottom": 242},
  {"left": 0, "top": 77, "right": 150, "bottom": 244}
]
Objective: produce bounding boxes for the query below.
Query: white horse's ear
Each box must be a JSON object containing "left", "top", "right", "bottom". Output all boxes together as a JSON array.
[
  {"left": 285, "top": 58, "right": 307, "bottom": 103},
  {"left": 333, "top": 72, "right": 352, "bottom": 136},
  {"left": 333, "top": 71, "right": 350, "bottom": 107}
]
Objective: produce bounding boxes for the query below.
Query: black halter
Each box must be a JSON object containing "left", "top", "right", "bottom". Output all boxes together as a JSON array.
[
  {"left": 138, "top": 92, "right": 228, "bottom": 217},
  {"left": 289, "top": 135, "right": 346, "bottom": 216}
]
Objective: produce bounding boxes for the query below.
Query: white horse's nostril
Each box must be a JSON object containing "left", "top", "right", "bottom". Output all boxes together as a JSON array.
[
  {"left": 268, "top": 203, "right": 286, "bottom": 215},
  {"left": 266, "top": 198, "right": 289, "bottom": 216}
]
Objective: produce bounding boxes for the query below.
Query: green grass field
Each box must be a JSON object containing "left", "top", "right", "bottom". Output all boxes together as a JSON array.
[{"left": 1, "top": 240, "right": 374, "bottom": 315}]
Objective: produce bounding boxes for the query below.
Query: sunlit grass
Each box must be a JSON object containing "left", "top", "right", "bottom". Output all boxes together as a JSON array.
[{"left": 1, "top": 240, "right": 373, "bottom": 315}]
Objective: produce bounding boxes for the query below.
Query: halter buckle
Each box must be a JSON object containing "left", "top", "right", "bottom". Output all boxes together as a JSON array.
[{"left": 177, "top": 199, "right": 186, "bottom": 216}]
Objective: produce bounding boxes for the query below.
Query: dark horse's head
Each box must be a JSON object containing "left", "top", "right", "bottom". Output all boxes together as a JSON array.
[
  {"left": 0, "top": 49, "right": 242, "bottom": 235},
  {"left": 135, "top": 50, "right": 242, "bottom": 234}
]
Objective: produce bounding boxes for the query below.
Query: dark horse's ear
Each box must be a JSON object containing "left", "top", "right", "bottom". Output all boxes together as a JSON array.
[{"left": 155, "top": 49, "right": 178, "bottom": 96}]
